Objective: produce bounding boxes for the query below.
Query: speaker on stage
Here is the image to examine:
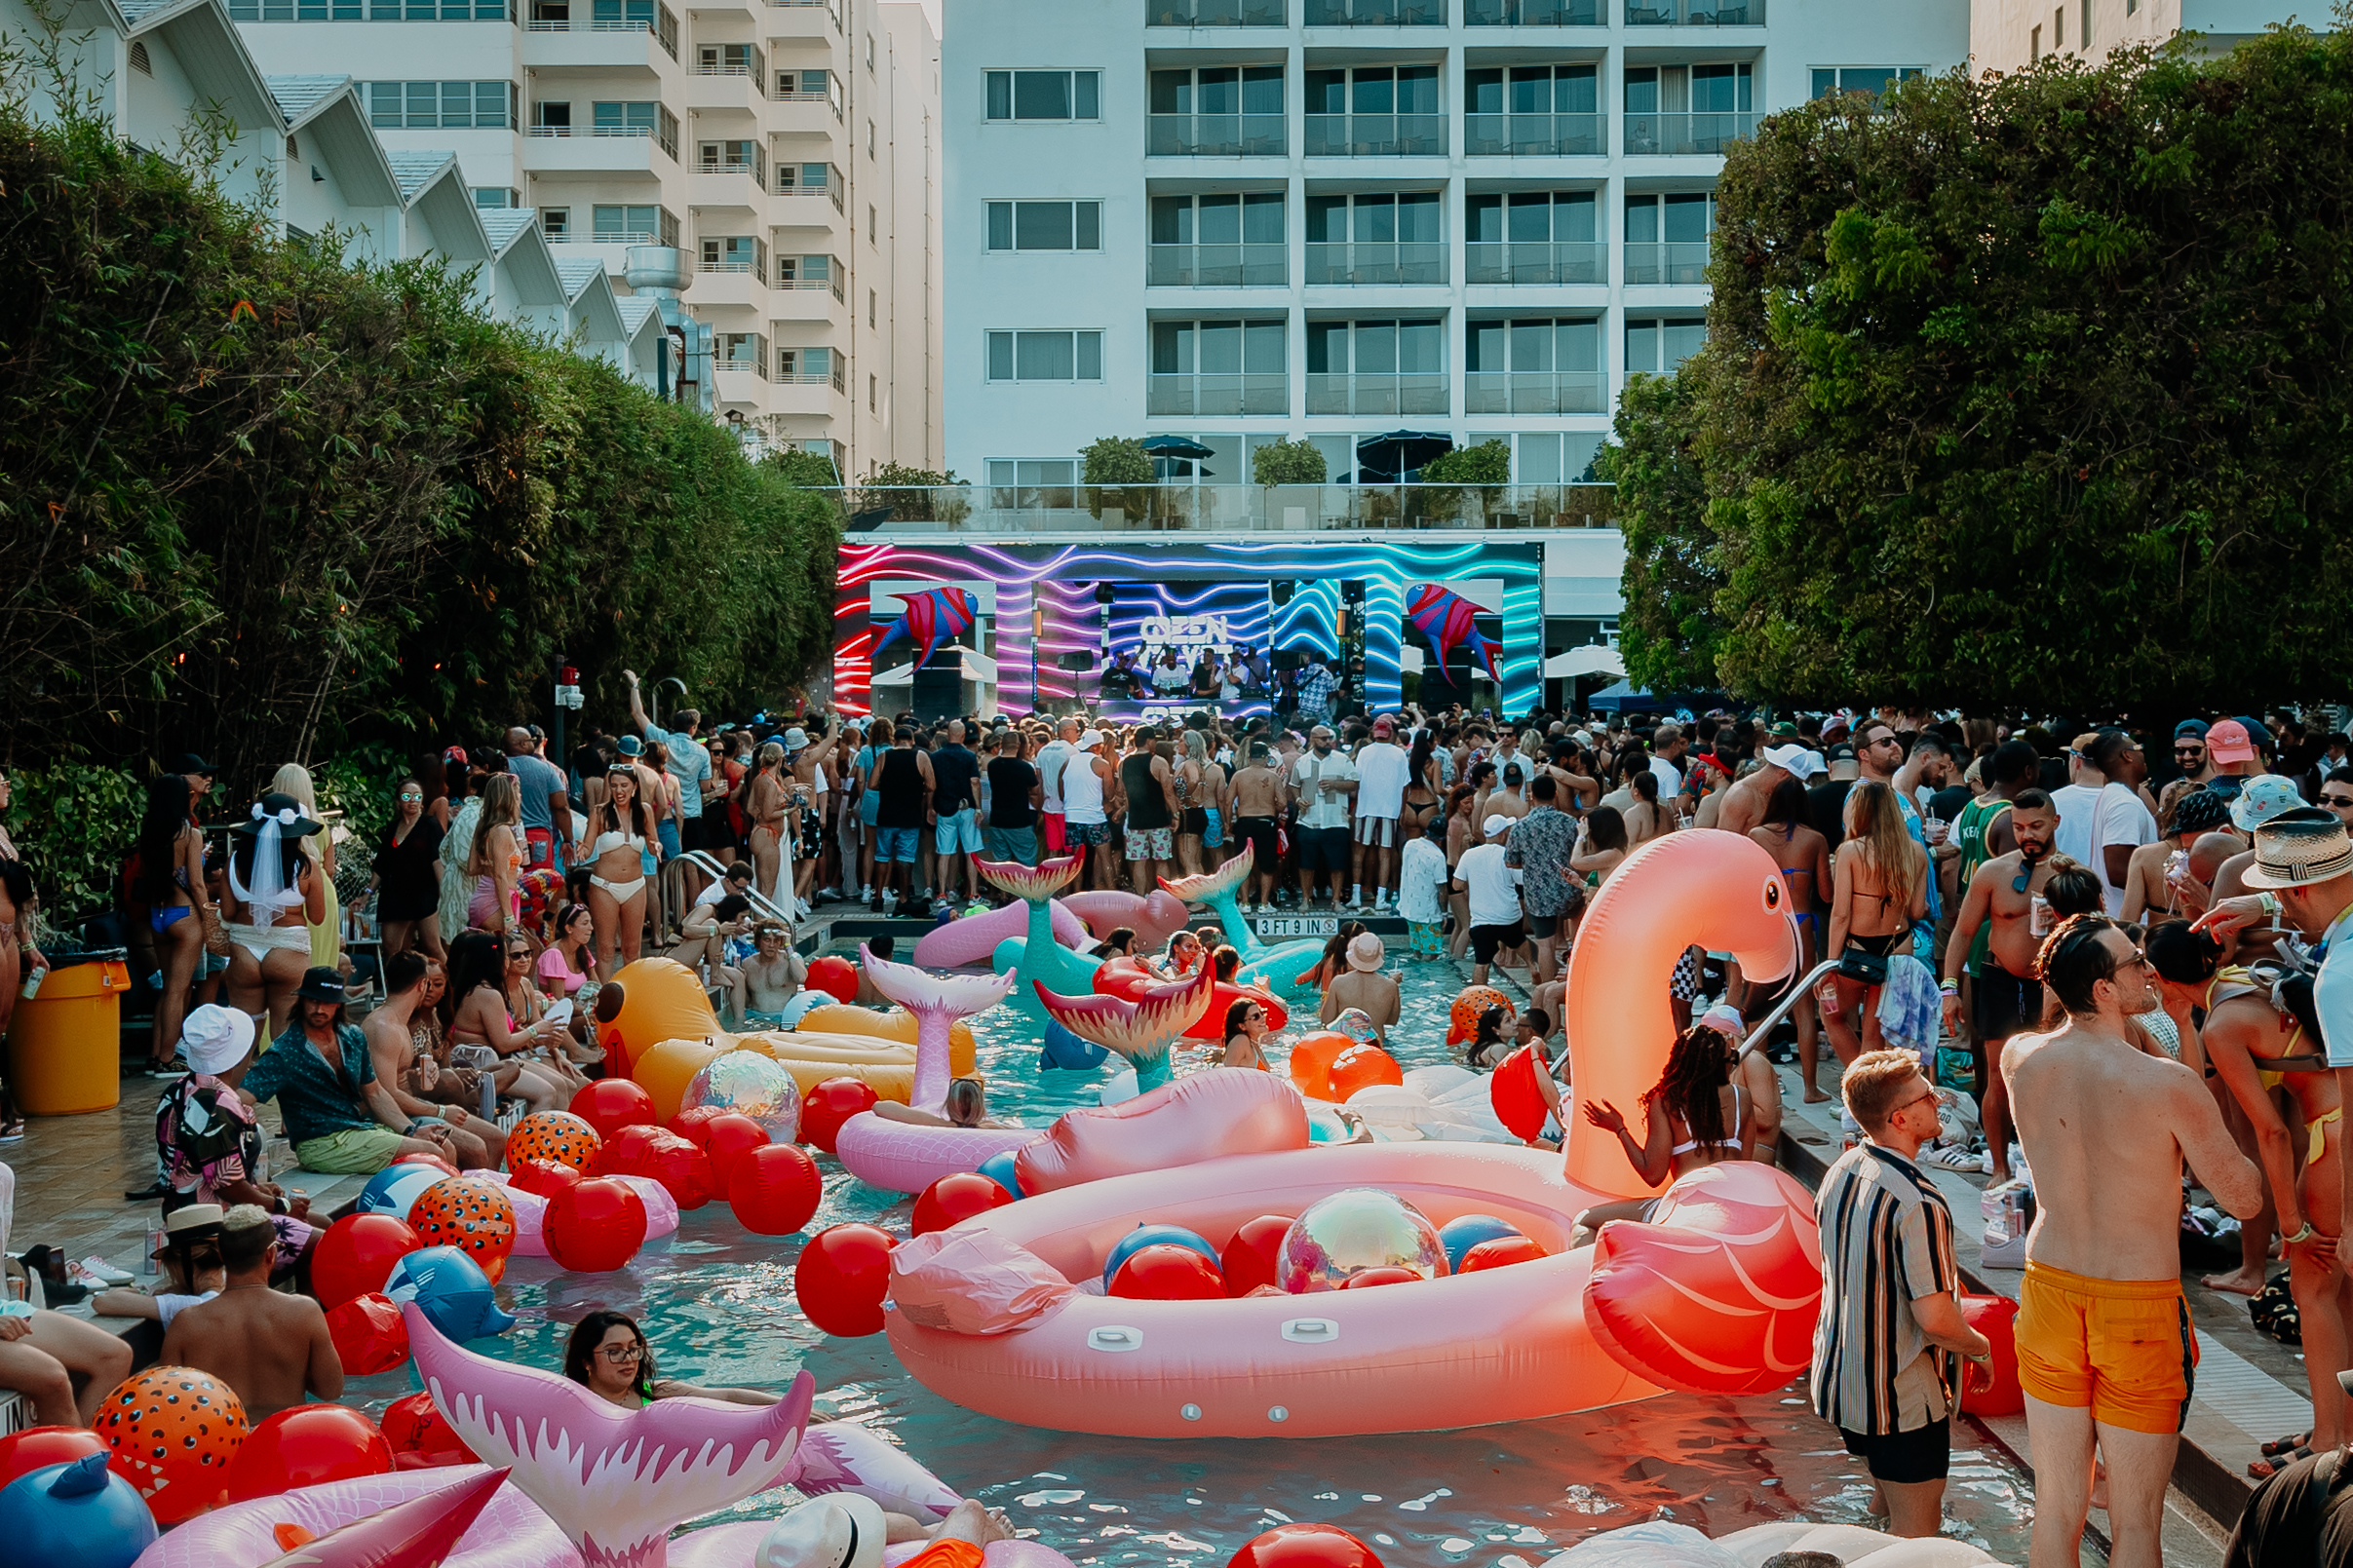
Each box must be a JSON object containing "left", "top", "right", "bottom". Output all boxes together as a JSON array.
[
  {"left": 1095, "top": 583, "right": 1116, "bottom": 603},
  {"left": 1271, "top": 581, "right": 1295, "bottom": 606},
  {"left": 1056, "top": 651, "right": 1096, "bottom": 670}
]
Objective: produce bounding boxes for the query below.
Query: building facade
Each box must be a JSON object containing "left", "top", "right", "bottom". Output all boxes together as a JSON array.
[
  {"left": 1970, "top": 0, "right": 2287, "bottom": 75},
  {"left": 941, "top": 0, "right": 1969, "bottom": 494},
  {"left": 222, "top": 0, "right": 941, "bottom": 471}
]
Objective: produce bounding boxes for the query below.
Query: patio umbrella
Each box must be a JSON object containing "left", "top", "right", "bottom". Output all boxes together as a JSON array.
[
  {"left": 1142, "top": 434, "right": 1216, "bottom": 479},
  {"left": 1355, "top": 430, "right": 1452, "bottom": 482}
]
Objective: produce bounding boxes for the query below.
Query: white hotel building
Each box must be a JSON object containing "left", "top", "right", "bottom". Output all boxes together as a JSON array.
[{"left": 942, "top": 0, "right": 1971, "bottom": 495}]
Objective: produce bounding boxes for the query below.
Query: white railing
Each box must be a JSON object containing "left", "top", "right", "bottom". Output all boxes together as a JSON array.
[
  {"left": 528, "top": 126, "right": 653, "bottom": 136},
  {"left": 693, "top": 62, "right": 752, "bottom": 75},
  {"left": 698, "top": 260, "right": 757, "bottom": 273}
]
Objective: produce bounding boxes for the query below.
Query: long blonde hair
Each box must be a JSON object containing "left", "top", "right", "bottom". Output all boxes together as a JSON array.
[
  {"left": 270, "top": 762, "right": 326, "bottom": 859},
  {"left": 466, "top": 773, "right": 522, "bottom": 879},
  {"left": 1843, "top": 780, "right": 1922, "bottom": 910}
]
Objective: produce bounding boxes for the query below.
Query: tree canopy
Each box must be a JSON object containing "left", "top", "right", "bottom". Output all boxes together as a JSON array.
[
  {"left": 1606, "top": 25, "right": 2353, "bottom": 710},
  {"left": 0, "top": 94, "right": 837, "bottom": 781}
]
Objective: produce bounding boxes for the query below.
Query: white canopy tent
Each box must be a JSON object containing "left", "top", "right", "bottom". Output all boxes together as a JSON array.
[
  {"left": 1544, "top": 644, "right": 1625, "bottom": 680},
  {"left": 869, "top": 644, "right": 998, "bottom": 685}
]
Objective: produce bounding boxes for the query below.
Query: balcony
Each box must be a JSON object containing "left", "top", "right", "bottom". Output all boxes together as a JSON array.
[
  {"left": 522, "top": 128, "right": 673, "bottom": 172},
  {"left": 1466, "top": 241, "right": 1605, "bottom": 284},
  {"left": 1147, "top": 243, "right": 1287, "bottom": 287},
  {"left": 1148, "top": 112, "right": 1286, "bottom": 156},
  {"left": 764, "top": 0, "right": 838, "bottom": 36},
  {"left": 1622, "top": 110, "right": 1755, "bottom": 155},
  {"left": 1464, "top": 111, "right": 1601, "bottom": 156},
  {"left": 774, "top": 187, "right": 845, "bottom": 219},
  {"left": 1466, "top": 370, "right": 1605, "bottom": 414},
  {"left": 769, "top": 375, "right": 842, "bottom": 416},
  {"left": 772, "top": 282, "right": 846, "bottom": 321},
  {"left": 1305, "top": 241, "right": 1445, "bottom": 286},
  {"left": 1304, "top": 112, "right": 1444, "bottom": 157},
  {"left": 686, "top": 69, "right": 762, "bottom": 114},
  {"left": 771, "top": 91, "right": 839, "bottom": 134},
  {"left": 1622, "top": 241, "right": 1709, "bottom": 284},
  {"left": 1146, "top": 373, "right": 1290, "bottom": 416},
  {"left": 1625, "top": 0, "right": 1762, "bottom": 21},
  {"left": 824, "top": 482, "right": 1619, "bottom": 535},
  {"left": 1304, "top": 0, "right": 1442, "bottom": 21},
  {"left": 1305, "top": 372, "right": 1447, "bottom": 415},
  {"left": 1146, "top": 0, "right": 1285, "bottom": 21},
  {"left": 520, "top": 19, "right": 675, "bottom": 76},
  {"left": 1466, "top": 0, "right": 1600, "bottom": 20}
]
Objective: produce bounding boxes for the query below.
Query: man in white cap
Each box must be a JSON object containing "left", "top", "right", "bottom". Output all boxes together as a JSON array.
[
  {"left": 155, "top": 1004, "right": 313, "bottom": 1222},
  {"left": 1717, "top": 743, "right": 1822, "bottom": 839},
  {"left": 1452, "top": 815, "right": 1525, "bottom": 987},
  {"left": 2201, "top": 807, "right": 2353, "bottom": 1289},
  {"left": 755, "top": 1494, "right": 1008, "bottom": 1568},
  {"left": 1060, "top": 728, "right": 1114, "bottom": 891},
  {"left": 1319, "top": 930, "right": 1401, "bottom": 1044}
]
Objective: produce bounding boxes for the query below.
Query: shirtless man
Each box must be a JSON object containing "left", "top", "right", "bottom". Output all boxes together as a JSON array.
[
  {"left": 1319, "top": 933, "right": 1402, "bottom": 1044},
  {"left": 740, "top": 920, "right": 808, "bottom": 1022},
  {"left": 1225, "top": 741, "right": 1286, "bottom": 913},
  {"left": 362, "top": 952, "right": 502, "bottom": 1169},
  {"left": 677, "top": 896, "right": 756, "bottom": 1023},
  {"left": 2003, "top": 915, "right": 2261, "bottom": 1568},
  {"left": 1717, "top": 744, "right": 1814, "bottom": 839},
  {"left": 2117, "top": 786, "right": 2231, "bottom": 922},
  {"left": 1940, "top": 788, "right": 2062, "bottom": 1185},
  {"left": 162, "top": 1205, "right": 343, "bottom": 1421}
]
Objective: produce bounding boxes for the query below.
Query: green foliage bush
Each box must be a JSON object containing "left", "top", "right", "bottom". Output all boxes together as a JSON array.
[
  {"left": 0, "top": 93, "right": 837, "bottom": 792},
  {"left": 765, "top": 447, "right": 843, "bottom": 488},
  {"left": 1251, "top": 439, "right": 1327, "bottom": 486},
  {"left": 1080, "top": 438, "right": 1154, "bottom": 486},
  {"left": 1418, "top": 440, "right": 1509, "bottom": 487},
  {"left": 1605, "top": 30, "right": 2353, "bottom": 708}
]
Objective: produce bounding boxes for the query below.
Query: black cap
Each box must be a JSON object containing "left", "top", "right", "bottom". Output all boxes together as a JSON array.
[
  {"left": 1826, "top": 743, "right": 1859, "bottom": 763},
  {"left": 171, "top": 752, "right": 215, "bottom": 776},
  {"left": 294, "top": 967, "right": 347, "bottom": 1004}
]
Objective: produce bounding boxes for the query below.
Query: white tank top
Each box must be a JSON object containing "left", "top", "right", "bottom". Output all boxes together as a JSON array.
[{"left": 1062, "top": 751, "right": 1106, "bottom": 824}]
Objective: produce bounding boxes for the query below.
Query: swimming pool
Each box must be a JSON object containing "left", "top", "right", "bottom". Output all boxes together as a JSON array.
[{"left": 352, "top": 951, "right": 2039, "bottom": 1562}]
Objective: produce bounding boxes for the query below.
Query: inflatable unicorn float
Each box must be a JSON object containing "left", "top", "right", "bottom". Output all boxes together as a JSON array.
[
  {"left": 135, "top": 1308, "right": 1070, "bottom": 1568},
  {"left": 884, "top": 830, "right": 1830, "bottom": 1439}
]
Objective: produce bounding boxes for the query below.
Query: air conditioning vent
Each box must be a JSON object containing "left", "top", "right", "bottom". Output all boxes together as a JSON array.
[{"left": 129, "top": 40, "right": 151, "bottom": 74}]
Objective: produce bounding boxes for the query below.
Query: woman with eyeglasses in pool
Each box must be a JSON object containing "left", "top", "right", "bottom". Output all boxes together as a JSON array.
[{"left": 564, "top": 1310, "right": 784, "bottom": 1408}]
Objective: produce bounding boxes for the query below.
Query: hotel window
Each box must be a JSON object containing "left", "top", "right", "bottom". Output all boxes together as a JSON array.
[
  {"left": 1148, "top": 65, "right": 1286, "bottom": 156},
  {"left": 592, "top": 205, "right": 679, "bottom": 246},
  {"left": 366, "top": 80, "right": 514, "bottom": 128},
  {"left": 985, "top": 201, "right": 1104, "bottom": 251},
  {"left": 1808, "top": 66, "right": 1924, "bottom": 101},
  {"left": 984, "top": 70, "right": 1101, "bottom": 121},
  {"left": 1466, "top": 191, "right": 1600, "bottom": 284},
  {"left": 1623, "top": 192, "right": 1713, "bottom": 284},
  {"left": 986, "top": 330, "right": 1105, "bottom": 382},
  {"left": 1466, "top": 318, "right": 1602, "bottom": 413},
  {"left": 231, "top": 0, "right": 508, "bottom": 19},
  {"left": 1624, "top": 316, "right": 1707, "bottom": 376},
  {"left": 541, "top": 206, "right": 570, "bottom": 238},
  {"left": 1148, "top": 193, "right": 1286, "bottom": 285},
  {"left": 985, "top": 458, "right": 1078, "bottom": 487}
]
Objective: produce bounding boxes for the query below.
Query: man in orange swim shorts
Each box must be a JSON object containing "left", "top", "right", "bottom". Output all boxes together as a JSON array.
[{"left": 2004, "top": 915, "right": 2261, "bottom": 1568}]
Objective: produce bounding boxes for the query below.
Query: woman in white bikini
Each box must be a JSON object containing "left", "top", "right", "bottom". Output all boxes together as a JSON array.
[
  {"left": 223, "top": 792, "right": 328, "bottom": 1035},
  {"left": 1570, "top": 1023, "right": 1756, "bottom": 1243},
  {"left": 462, "top": 774, "right": 523, "bottom": 936},
  {"left": 586, "top": 764, "right": 663, "bottom": 975}
]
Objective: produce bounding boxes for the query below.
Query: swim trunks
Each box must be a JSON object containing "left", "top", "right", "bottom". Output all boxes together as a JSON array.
[{"left": 2015, "top": 1259, "right": 2195, "bottom": 1435}]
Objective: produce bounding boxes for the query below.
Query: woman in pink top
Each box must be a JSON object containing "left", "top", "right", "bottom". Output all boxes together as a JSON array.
[{"left": 537, "top": 903, "right": 598, "bottom": 999}]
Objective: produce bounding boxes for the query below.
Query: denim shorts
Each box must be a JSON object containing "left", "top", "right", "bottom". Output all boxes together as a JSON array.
[
  {"left": 878, "top": 826, "right": 920, "bottom": 863},
  {"left": 935, "top": 809, "right": 982, "bottom": 854}
]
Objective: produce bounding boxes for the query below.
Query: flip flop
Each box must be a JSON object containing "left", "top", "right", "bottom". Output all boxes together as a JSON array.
[
  {"left": 2262, "top": 1431, "right": 2313, "bottom": 1459},
  {"left": 2250, "top": 1446, "right": 2314, "bottom": 1480}
]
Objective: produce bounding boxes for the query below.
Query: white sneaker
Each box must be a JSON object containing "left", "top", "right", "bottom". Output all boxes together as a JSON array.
[{"left": 78, "top": 1255, "right": 135, "bottom": 1286}]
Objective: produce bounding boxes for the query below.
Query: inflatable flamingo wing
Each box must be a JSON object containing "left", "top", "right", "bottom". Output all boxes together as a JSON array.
[
  {"left": 858, "top": 944, "right": 1014, "bottom": 1112},
  {"left": 1059, "top": 889, "right": 1190, "bottom": 948},
  {"left": 405, "top": 1307, "right": 812, "bottom": 1568},
  {"left": 1014, "top": 1068, "right": 1311, "bottom": 1193},
  {"left": 254, "top": 1466, "right": 510, "bottom": 1567},
  {"left": 1563, "top": 829, "right": 1797, "bottom": 1202},
  {"left": 1581, "top": 1162, "right": 1824, "bottom": 1396}
]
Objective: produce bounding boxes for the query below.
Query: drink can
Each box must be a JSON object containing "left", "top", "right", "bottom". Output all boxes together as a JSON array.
[
  {"left": 2029, "top": 894, "right": 2053, "bottom": 937},
  {"left": 143, "top": 1226, "right": 165, "bottom": 1277},
  {"left": 19, "top": 965, "right": 44, "bottom": 1001}
]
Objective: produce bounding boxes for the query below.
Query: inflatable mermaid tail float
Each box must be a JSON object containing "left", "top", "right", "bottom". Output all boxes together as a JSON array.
[
  {"left": 1162, "top": 844, "right": 1326, "bottom": 992},
  {"left": 833, "top": 949, "right": 1039, "bottom": 1193},
  {"left": 855, "top": 943, "right": 1014, "bottom": 1114},
  {"left": 981, "top": 856, "right": 1108, "bottom": 1066},
  {"left": 1032, "top": 964, "right": 1215, "bottom": 1095}
]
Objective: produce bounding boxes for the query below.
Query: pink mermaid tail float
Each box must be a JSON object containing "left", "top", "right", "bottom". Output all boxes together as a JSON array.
[
  {"left": 833, "top": 946, "right": 1041, "bottom": 1193},
  {"left": 910, "top": 898, "right": 1091, "bottom": 969}
]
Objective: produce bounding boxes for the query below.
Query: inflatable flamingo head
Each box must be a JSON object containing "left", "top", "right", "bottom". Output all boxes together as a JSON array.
[
  {"left": 1562, "top": 829, "right": 1799, "bottom": 1202},
  {"left": 859, "top": 945, "right": 1017, "bottom": 1021},
  {"left": 1161, "top": 843, "right": 1252, "bottom": 907},
  {"left": 1031, "top": 965, "right": 1215, "bottom": 1065},
  {"left": 980, "top": 855, "right": 1081, "bottom": 903},
  {"left": 403, "top": 1305, "right": 813, "bottom": 1568}
]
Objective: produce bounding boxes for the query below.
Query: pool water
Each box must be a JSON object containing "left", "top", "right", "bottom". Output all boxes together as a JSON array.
[{"left": 351, "top": 947, "right": 2041, "bottom": 1563}]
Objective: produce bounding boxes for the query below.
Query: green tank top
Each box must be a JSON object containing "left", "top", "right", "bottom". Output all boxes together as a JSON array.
[{"left": 1953, "top": 795, "right": 2012, "bottom": 975}]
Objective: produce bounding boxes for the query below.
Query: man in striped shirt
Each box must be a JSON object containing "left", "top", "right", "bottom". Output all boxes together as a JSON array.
[{"left": 1810, "top": 1051, "right": 1994, "bottom": 1538}]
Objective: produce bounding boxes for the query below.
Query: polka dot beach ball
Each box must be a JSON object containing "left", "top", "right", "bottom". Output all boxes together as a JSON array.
[
  {"left": 1447, "top": 986, "right": 1516, "bottom": 1049},
  {"left": 94, "top": 1365, "right": 250, "bottom": 1524},
  {"left": 506, "top": 1110, "right": 602, "bottom": 1171},
  {"left": 409, "top": 1174, "right": 519, "bottom": 1282}
]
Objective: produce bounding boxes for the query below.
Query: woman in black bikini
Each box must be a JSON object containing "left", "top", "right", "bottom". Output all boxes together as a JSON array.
[
  {"left": 1823, "top": 780, "right": 1928, "bottom": 1069},
  {"left": 1400, "top": 730, "right": 1442, "bottom": 842},
  {"left": 1571, "top": 1023, "right": 1755, "bottom": 1243}
]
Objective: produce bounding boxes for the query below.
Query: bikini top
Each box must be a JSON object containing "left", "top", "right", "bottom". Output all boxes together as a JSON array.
[
  {"left": 2207, "top": 966, "right": 2328, "bottom": 1087},
  {"left": 590, "top": 827, "right": 646, "bottom": 858},
  {"left": 1669, "top": 1084, "right": 1747, "bottom": 1157}
]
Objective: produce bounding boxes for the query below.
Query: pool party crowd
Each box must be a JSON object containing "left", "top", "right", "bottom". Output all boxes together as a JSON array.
[{"left": 11, "top": 686, "right": 2353, "bottom": 1566}]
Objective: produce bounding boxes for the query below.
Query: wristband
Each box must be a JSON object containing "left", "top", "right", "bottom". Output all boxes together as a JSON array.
[
  {"left": 2258, "top": 892, "right": 2282, "bottom": 920},
  {"left": 2287, "top": 1220, "right": 2318, "bottom": 1245},
  {"left": 1939, "top": 979, "right": 1959, "bottom": 996}
]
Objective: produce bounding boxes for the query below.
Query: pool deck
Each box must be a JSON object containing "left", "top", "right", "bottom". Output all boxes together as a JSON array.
[{"left": 0, "top": 910, "right": 2297, "bottom": 1565}]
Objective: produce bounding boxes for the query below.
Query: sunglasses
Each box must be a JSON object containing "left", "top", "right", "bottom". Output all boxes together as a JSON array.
[
  {"left": 2326, "top": 794, "right": 2353, "bottom": 809},
  {"left": 2175, "top": 745, "right": 2204, "bottom": 756},
  {"left": 399, "top": 792, "right": 422, "bottom": 802}
]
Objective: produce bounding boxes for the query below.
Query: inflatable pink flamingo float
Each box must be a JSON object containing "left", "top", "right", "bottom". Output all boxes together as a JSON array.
[
  {"left": 832, "top": 945, "right": 1041, "bottom": 1193},
  {"left": 884, "top": 829, "right": 1826, "bottom": 1437}
]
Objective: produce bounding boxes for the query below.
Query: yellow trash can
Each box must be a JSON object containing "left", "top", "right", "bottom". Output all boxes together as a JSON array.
[{"left": 8, "top": 959, "right": 130, "bottom": 1115}]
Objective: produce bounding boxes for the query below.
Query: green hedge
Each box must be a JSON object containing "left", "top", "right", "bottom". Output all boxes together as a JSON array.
[{"left": 0, "top": 91, "right": 837, "bottom": 792}]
